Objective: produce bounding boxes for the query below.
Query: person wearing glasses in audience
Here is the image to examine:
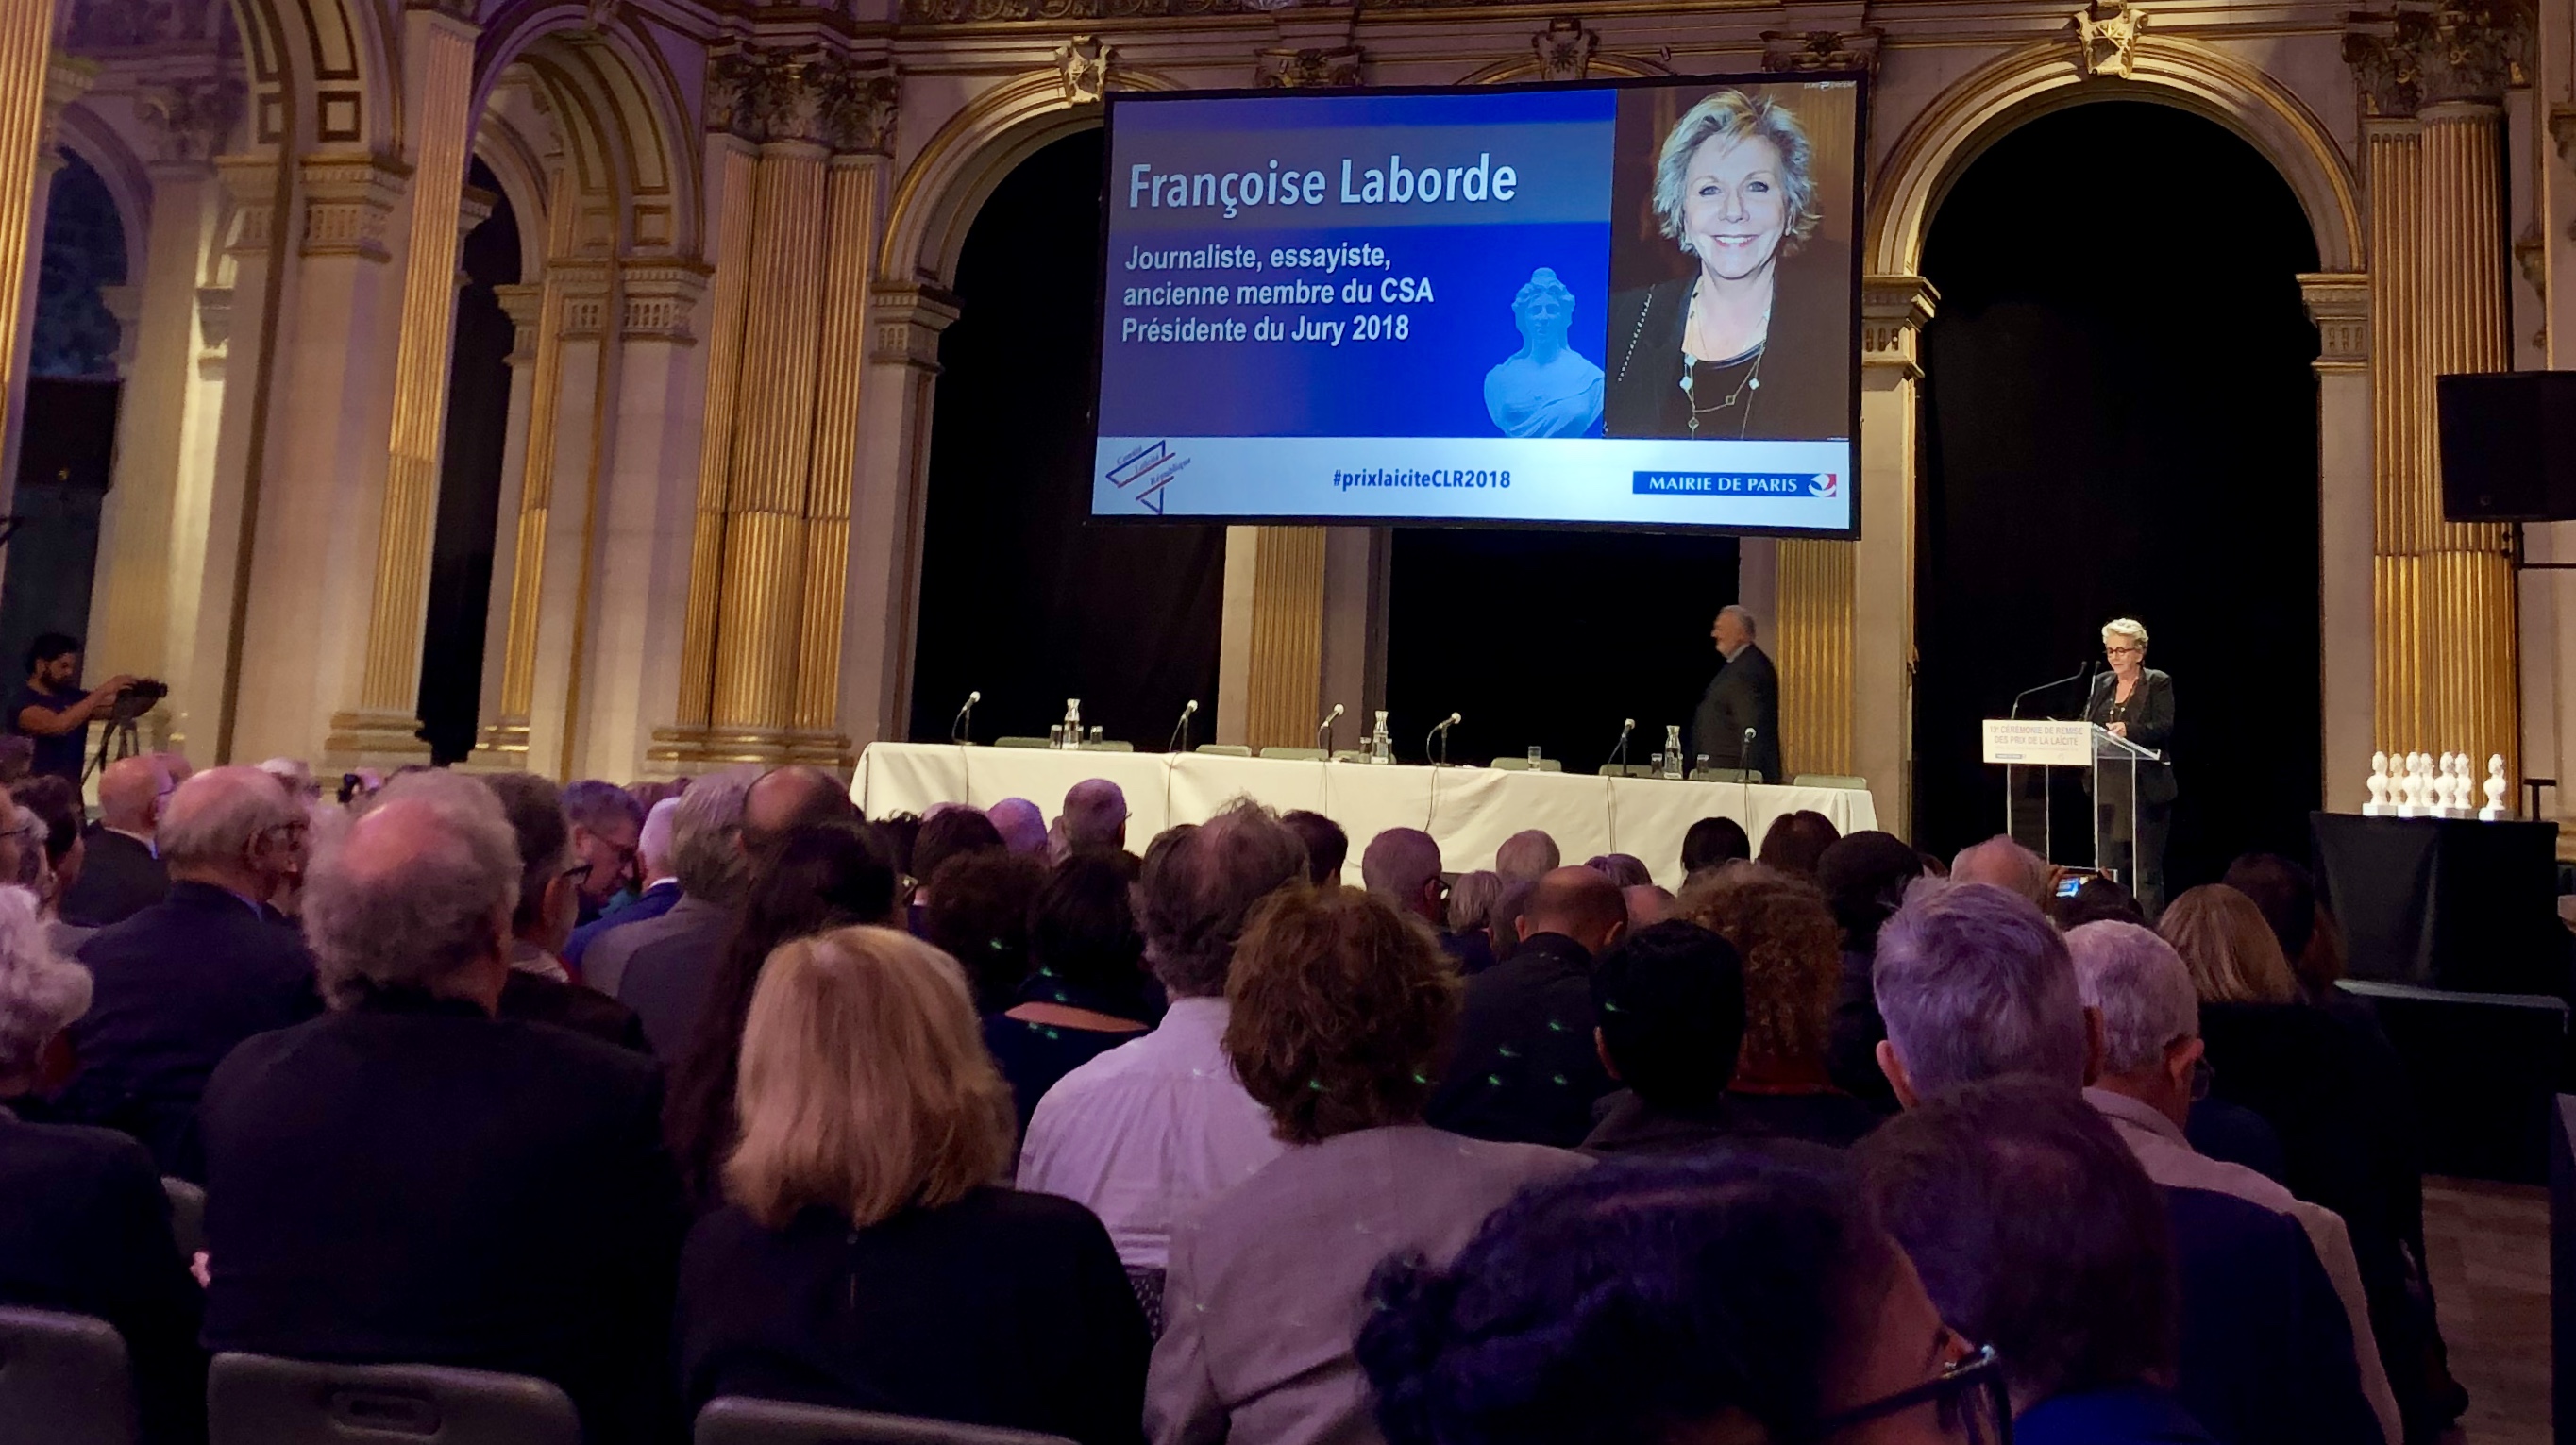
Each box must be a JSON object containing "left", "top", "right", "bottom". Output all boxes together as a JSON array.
[
  {"left": 2084, "top": 617, "right": 2176, "bottom": 916},
  {"left": 1358, "top": 1149, "right": 2012, "bottom": 1445}
]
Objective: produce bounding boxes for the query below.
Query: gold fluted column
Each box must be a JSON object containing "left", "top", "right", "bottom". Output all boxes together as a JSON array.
[
  {"left": 789, "top": 138, "right": 891, "bottom": 765},
  {"left": 0, "top": 5, "right": 52, "bottom": 445},
  {"left": 2347, "top": 3, "right": 2528, "bottom": 782},
  {"left": 1243, "top": 527, "right": 1328, "bottom": 751},
  {"left": 476, "top": 168, "right": 586, "bottom": 762},
  {"left": 1776, "top": 541, "right": 1854, "bottom": 778},
  {"left": 328, "top": 1, "right": 481, "bottom": 761},
  {"left": 707, "top": 126, "right": 829, "bottom": 762}
]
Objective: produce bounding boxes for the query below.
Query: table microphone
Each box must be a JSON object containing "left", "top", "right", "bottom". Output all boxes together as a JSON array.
[
  {"left": 1168, "top": 698, "right": 1199, "bottom": 753},
  {"left": 951, "top": 690, "right": 981, "bottom": 744},
  {"left": 1743, "top": 727, "right": 1758, "bottom": 781},
  {"left": 1316, "top": 703, "right": 1345, "bottom": 752},
  {"left": 1605, "top": 718, "right": 1635, "bottom": 771},
  {"left": 1426, "top": 713, "right": 1461, "bottom": 766}
]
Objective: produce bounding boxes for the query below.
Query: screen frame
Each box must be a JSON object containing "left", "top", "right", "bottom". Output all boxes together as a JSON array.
[{"left": 1084, "top": 68, "right": 1871, "bottom": 541}]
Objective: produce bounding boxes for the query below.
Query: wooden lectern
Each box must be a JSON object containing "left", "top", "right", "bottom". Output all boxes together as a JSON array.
[{"left": 1980, "top": 719, "right": 2162, "bottom": 894}]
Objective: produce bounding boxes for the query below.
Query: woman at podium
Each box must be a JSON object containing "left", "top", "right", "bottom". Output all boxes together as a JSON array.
[{"left": 2084, "top": 617, "right": 2177, "bottom": 915}]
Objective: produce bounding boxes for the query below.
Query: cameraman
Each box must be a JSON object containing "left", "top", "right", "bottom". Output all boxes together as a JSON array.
[{"left": 8, "top": 634, "right": 134, "bottom": 787}]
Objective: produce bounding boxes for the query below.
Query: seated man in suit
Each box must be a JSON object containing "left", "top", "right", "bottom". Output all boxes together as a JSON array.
[
  {"left": 1691, "top": 604, "right": 1782, "bottom": 782},
  {"left": 0, "top": 885, "right": 205, "bottom": 1445},
  {"left": 481, "top": 774, "right": 648, "bottom": 1052},
  {"left": 1424, "top": 866, "right": 1628, "bottom": 1148},
  {"left": 57, "top": 753, "right": 170, "bottom": 929},
  {"left": 61, "top": 766, "right": 319, "bottom": 1180},
  {"left": 588, "top": 766, "right": 760, "bottom": 1052},
  {"left": 199, "top": 771, "right": 686, "bottom": 1445},
  {"left": 1870, "top": 880, "right": 2383, "bottom": 1445},
  {"left": 564, "top": 796, "right": 681, "bottom": 976}
]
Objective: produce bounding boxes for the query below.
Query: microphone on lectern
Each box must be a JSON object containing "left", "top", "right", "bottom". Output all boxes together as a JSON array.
[
  {"left": 951, "top": 690, "right": 982, "bottom": 744},
  {"left": 1316, "top": 703, "right": 1345, "bottom": 751},
  {"left": 1605, "top": 718, "right": 1636, "bottom": 771},
  {"left": 1168, "top": 698, "right": 1200, "bottom": 754}
]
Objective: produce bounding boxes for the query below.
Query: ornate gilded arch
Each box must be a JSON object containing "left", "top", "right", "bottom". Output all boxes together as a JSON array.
[
  {"left": 1866, "top": 34, "right": 2363, "bottom": 277},
  {"left": 471, "top": 4, "right": 697, "bottom": 258}
]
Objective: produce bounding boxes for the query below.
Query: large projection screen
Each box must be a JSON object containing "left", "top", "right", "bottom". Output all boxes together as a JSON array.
[{"left": 1090, "top": 75, "right": 1864, "bottom": 537}]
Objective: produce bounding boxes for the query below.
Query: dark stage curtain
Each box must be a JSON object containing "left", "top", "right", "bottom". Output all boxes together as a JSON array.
[
  {"left": 416, "top": 160, "right": 522, "bottom": 765},
  {"left": 1913, "top": 102, "right": 2322, "bottom": 885},
  {"left": 909, "top": 129, "right": 1225, "bottom": 752},
  {"left": 1385, "top": 529, "right": 1738, "bottom": 770}
]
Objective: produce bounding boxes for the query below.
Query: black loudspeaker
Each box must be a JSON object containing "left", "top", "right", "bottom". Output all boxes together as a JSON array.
[{"left": 2438, "top": 370, "right": 2576, "bottom": 521}]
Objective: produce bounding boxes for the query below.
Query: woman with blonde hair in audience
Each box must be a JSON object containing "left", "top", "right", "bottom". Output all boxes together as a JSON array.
[
  {"left": 1676, "top": 864, "right": 1880, "bottom": 1145},
  {"left": 2162, "top": 883, "right": 2452, "bottom": 1438},
  {"left": 1147, "top": 886, "right": 1585, "bottom": 1445},
  {"left": 676, "top": 925, "right": 1147, "bottom": 1444}
]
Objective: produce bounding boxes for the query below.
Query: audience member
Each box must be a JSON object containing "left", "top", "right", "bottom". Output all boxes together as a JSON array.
[
  {"left": 598, "top": 765, "right": 761, "bottom": 1056},
  {"left": 1948, "top": 834, "right": 2052, "bottom": 906},
  {"left": 1444, "top": 869, "right": 1502, "bottom": 968},
  {"left": 1061, "top": 780, "right": 1132, "bottom": 857},
  {"left": 8, "top": 633, "right": 134, "bottom": 788},
  {"left": 256, "top": 757, "right": 322, "bottom": 802},
  {"left": 2162, "top": 883, "right": 2447, "bottom": 1441},
  {"left": 678, "top": 926, "right": 1147, "bottom": 1445},
  {"left": 667, "top": 823, "right": 901, "bottom": 1210},
  {"left": 923, "top": 849, "right": 1049, "bottom": 1013},
  {"left": 1584, "top": 853, "right": 1652, "bottom": 888},
  {"left": 2062, "top": 876, "right": 2149, "bottom": 928},
  {"left": 1284, "top": 810, "right": 1348, "bottom": 885},
  {"left": 1019, "top": 803, "right": 1305, "bottom": 1276},
  {"left": 1621, "top": 883, "right": 1674, "bottom": 932},
  {"left": 987, "top": 851, "right": 1153, "bottom": 1133},
  {"left": 989, "top": 798, "right": 1049, "bottom": 856},
  {"left": 1483, "top": 877, "right": 1536, "bottom": 966},
  {"left": 873, "top": 812, "right": 924, "bottom": 880},
  {"left": 1872, "top": 880, "right": 2382, "bottom": 1445},
  {"left": 742, "top": 765, "right": 857, "bottom": 858},
  {"left": 1492, "top": 829, "right": 1558, "bottom": 883},
  {"left": 1579, "top": 920, "right": 1749, "bottom": 1158},
  {"left": 561, "top": 779, "right": 646, "bottom": 925},
  {"left": 565, "top": 796, "right": 682, "bottom": 973},
  {"left": 200, "top": 771, "right": 686, "bottom": 1444},
  {"left": 912, "top": 806, "right": 1004, "bottom": 899},
  {"left": 1678, "top": 815, "right": 1751, "bottom": 876},
  {"left": 1859, "top": 1078, "right": 2208, "bottom": 1444},
  {"left": 0, "top": 735, "right": 27, "bottom": 784},
  {"left": 12, "top": 775, "right": 82, "bottom": 930},
  {"left": 1677, "top": 865, "right": 1879, "bottom": 1146},
  {"left": 1358, "top": 1151, "right": 2007, "bottom": 1445},
  {"left": 0, "top": 885, "right": 205, "bottom": 1445},
  {"left": 481, "top": 773, "right": 647, "bottom": 1051},
  {"left": 59, "top": 753, "right": 169, "bottom": 928},
  {"left": 1149, "top": 887, "right": 1584, "bottom": 1445},
  {"left": 61, "top": 766, "right": 318, "bottom": 1179},
  {"left": 1365, "top": 827, "right": 1489, "bottom": 967},
  {"left": 1755, "top": 811, "right": 1840, "bottom": 876},
  {"left": 1815, "top": 830, "right": 1922, "bottom": 1110},
  {"left": 2070, "top": 922, "right": 2401, "bottom": 1444},
  {"left": 1424, "top": 865, "right": 1625, "bottom": 1148}
]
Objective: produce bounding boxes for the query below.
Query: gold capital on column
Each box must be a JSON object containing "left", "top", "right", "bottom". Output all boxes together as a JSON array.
[{"left": 329, "top": 8, "right": 479, "bottom": 762}]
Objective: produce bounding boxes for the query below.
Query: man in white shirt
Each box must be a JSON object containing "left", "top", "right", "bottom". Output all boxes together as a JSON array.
[
  {"left": 1019, "top": 799, "right": 1308, "bottom": 1272},
  {"left": 2068, "top": 919, "right": 2401, "bottom": 1445}
]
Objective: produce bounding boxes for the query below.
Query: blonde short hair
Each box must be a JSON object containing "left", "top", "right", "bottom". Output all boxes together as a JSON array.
[
  {"left": 2158, "top": 885, "right": 2298, "bottom": 1005},
  {"left": 1652, "top": 91, "right": 1822, "bottom": 260},
  {"left": 726, "top": 925, "right": 1015, "bottom": 1229},
  {"left": 2102, "top": 618, "right": 2150, "bottom": 651}
]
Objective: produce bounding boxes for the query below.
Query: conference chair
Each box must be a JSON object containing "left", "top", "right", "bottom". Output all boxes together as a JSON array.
[
  {"left": 993, "top": 737, "right": 1052, "bottom": 749},
  {"left": 1086, "top": 740, "right": 1136, "bottom": 752},
  {"left": 697, "top": 1399, "right": 1078, "bottom": 1445},
  {"left": 1792, "top": 773, "right": 1869, "bottom": 790},
  {"left": 209, "top": 1354, "right": 580, "bottom": 1445},
  {"left": 1488, "top": 757, "right": 1562, "bottom": 773},
  {"left": 1257, "top": 747, "right": 1327, "bottom": 761},
  {"left": 1598, "top": 765, "right": 1659, "bottom": 778},
  {"left": 1193, "top": 744, "right": 1252, "bottom": 758},
  {"left": 161, "top": 1177, "right": 206, "bottom": 1259},
  {"left": 0, "top": 1306, "right": 138, "bottom": 1445},
  {"left": 1688, "top": 766, "right": 1757, "bottom": 784}
]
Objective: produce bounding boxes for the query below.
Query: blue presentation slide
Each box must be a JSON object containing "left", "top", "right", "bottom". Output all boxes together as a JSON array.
[{"left": 1091, "top": 82, "right": 1860, "bottom": 534}]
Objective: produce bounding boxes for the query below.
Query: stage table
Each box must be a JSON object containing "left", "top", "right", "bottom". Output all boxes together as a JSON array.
[
  {"left": 2310, "top": 811, "right": 2566, "bottom": 994},
  {"left": 854, "top": 743, "right": 1877, "bottom": 889}
]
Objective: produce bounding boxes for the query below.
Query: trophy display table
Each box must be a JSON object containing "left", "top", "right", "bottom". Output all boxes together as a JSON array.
[{"left": 2309, "top": 812, "right": 2564, "bottom": 994}]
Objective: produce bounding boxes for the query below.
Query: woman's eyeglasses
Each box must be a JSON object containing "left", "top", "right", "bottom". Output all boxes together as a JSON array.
[{"left": 1814, "top": 1342, "right": 2012, "bottom": 1444}]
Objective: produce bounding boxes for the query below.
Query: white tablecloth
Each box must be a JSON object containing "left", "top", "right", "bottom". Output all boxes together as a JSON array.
[{"left": 854, "top": 743, "right": 1877, "bottom": 888}]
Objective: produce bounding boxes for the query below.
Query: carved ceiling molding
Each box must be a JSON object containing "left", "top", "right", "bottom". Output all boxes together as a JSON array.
[
  {"left": 1530, "top": 18, "right": 1597, "bottom": 82},
  {"left": 2343, "top": 0, "right": 2534, "bottom": 116},
  {"left": 708, "top": 46, "right": 898, "bottom": 156},
  {"left": 1254, "top": 43, "right": 1363, "bottom": 88},
  {"left": 2074, "top": 0, "right": 2143, "bottom": 78},
  {"left": 1759, "top": 28, "right": 1881, "bottom": 79},
  {"left": 1057, "top": 34, "right": 1113, "bottom": 103}
]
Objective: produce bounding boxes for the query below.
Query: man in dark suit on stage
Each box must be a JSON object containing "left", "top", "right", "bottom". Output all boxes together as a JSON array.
[{"left": 1691, "top": 605, "right": 1783, "bottom": 782}]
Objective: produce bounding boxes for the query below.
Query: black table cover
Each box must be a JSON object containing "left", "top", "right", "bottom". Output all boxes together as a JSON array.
[{"left": 2310, "top": 811, "right": 2566, "bottom": 994}]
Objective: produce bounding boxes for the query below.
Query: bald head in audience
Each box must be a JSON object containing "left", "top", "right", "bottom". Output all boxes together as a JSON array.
[
  {"left": 1361, "top": 827, "right": 1445, "bottom": 927},
  {"left": 1061, "top": 780, "right": 1130, "bottom": 853},
  {"left": 1949, "top": 834, "right": 2052, "bottom": 906},
  {"left": 743, "top": 765, "right": 856, "bottom": 855},
  {"left": 1624, "top": 883, "right": 1676, "bottom": 932},
  {"left": 95, "top": 754, "right": 168, "bottom": 838},
  {"left": 306, "top": 773, "right": 520, "bottom": 1012},
  {"left": 987, "top": 798, "right": 1047, "bottom": 855},
  {"left": 160, "top": 765, "right": 304, "bottom": 905},
  {"left": 1514, "top": 865, "right": 1628, "bottom": 957},
  {"left": 1494, "top": 829, "right": 1561, "bottom": 884}
]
